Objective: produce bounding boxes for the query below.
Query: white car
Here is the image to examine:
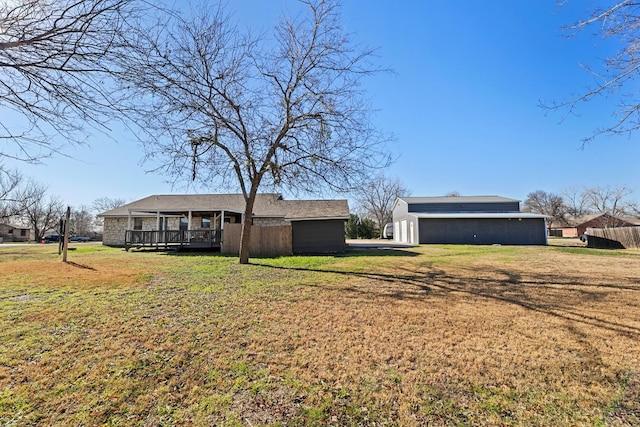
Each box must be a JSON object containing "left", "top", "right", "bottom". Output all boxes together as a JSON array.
[{"left": 382, "top": 223, "right": 393, "bottom": 239}]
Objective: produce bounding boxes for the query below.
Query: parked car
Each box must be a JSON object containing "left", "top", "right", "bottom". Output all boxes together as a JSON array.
[
  {"left": 69, "top": 235, "right": 91, "bottom": 242},
  {"left": 382, "top": 223, "right": 394, "bottom": 239},
  {"left": 43, "top": 234, "right": 60, "bottom": 243}
]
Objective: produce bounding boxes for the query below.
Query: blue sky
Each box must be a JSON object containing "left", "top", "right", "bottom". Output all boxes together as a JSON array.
[{"left": 5, "top": 0, "right": 640, "bottom": 209}]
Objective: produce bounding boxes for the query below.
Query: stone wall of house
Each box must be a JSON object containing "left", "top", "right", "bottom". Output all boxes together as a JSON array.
[
  {"left": 253, "top": 217, "right": 288, "bottom": 227},
  {"left": 103, "top": 218, "right": 128, "bottom": 246},
  {"left": 103, "top": 217, "right": 158, "bottom": 246},
  {"left": 167, "top": 217, "right": 180, "bottom": 230}
]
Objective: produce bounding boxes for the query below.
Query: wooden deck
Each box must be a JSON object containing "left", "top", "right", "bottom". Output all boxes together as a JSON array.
[{"left": 124, "top": 229, "right": 222, "bottom": 251}]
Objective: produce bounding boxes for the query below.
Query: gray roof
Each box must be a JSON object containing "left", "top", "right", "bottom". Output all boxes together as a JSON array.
[
  {"left": 280, "top": 199, "right": 350, "bottom": 220},
  {"left": 621, "top": 216, "right": 640, "bottom": 226},
  {"left": 399, "top": 195, "right": 520, "bottom": 204},
  {"left": 98, "top": 193, "right": 349, "bottom": 220},
  {"left": 549, "top": 213, "right": 602, "bottom": 228},
  {"left": 0, "top": 223, "right": 30, "bottom": 230}
]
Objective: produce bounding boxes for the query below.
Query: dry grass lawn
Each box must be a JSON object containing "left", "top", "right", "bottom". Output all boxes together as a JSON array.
[{"left": 1, "top": 242, "right": 639, "bottom": 426}]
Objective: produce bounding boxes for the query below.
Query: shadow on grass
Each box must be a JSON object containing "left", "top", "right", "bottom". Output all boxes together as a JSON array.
[
  {"left": 251, "top": 262, "right": 640, "bottom": 337},
  {"left": 162, "top": 247, "right": 420, "bottom": 258},
  {"left": 342, "top": 247, "right": 420, "bottom": 257},
  {"left": 64, "top": 261, "right": 97, "bottom": 271}
]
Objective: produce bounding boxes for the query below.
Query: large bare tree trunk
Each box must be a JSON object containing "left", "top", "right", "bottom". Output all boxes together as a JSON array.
[{"left": 239, "top": 187, "right": 258, "bottom": 264}]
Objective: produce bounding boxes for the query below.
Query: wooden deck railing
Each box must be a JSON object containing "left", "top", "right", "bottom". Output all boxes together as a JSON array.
[{"left": 124, "top": 229, "right": 222, "bottom": 250}]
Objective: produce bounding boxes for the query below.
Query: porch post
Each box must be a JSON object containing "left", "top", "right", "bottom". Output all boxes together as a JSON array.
[
  {"left": 156, "top": 211, "right": 160, "bottom": 230},
  {"left": 188, "top": 211, "right": 192, "bottom": 229},
  {"left": 127, "top": 210, "right": 132, "bottom": 229},
  {"left": 218, "top": 209, "right": 224, "bottom": 247}
]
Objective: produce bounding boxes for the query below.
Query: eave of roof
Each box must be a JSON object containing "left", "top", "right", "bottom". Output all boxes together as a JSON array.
[
  {"left": 286, "top": 216, "right": 348, "bottom": 221},
  {"left": 410, "top": 212, "right": 547, "bottom": 219},
  {"left": 98, "top": 194, "right": 282, "bottom": 217},
  {"left": 98, "top": 194, "right": 349, "bottom": 221},
  {"left": 0, "top": 224, "right": 30, "bottom": 229}
]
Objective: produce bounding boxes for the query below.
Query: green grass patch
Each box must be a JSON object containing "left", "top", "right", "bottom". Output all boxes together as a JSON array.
[{"left": 1, "top": 243, "right": 639, "bottom": 425}]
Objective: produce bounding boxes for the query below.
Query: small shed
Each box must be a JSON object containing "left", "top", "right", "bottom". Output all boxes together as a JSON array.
[{"left": 0, "top": 223, "right": 32, "bottom": 242}]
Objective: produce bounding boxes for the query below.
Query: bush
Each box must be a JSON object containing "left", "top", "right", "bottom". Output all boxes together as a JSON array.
[{"left": 346, "top": 214, "right": 376, "bottom": 239}]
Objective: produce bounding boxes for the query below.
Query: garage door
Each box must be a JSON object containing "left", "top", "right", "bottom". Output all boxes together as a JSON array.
[{"left": 292, "top": 220, "right": 346, "bottom": 254}]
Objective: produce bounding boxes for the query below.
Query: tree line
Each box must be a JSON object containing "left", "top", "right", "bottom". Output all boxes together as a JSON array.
[{"left": 0, "top": 171, "right": 124, "bottom": 241}]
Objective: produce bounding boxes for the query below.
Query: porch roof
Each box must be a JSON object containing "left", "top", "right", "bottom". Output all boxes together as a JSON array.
[
  {"left": 98, "top": 193, "right": 349, "bottom": 221},
  {"left": 98, "top": 194, "right": 283, "bottom": 217}
]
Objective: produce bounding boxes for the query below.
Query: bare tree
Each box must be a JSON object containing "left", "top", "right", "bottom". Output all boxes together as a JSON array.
[
  {"left": 92, "top": 196, "right": 126, "bottom": 230},
  {"left": 356, "top": 175, "right": 409, "bottom": 238},
  {"left": 561, "top": 186, "right": 591, "bottom": 217},
  {"left": 549, "top": 2, "right": 640, "bottom": 142},
  {"left": 626, "top": 200, "right": 640, "bottom": 217},
  {"left": 0, "top": 0, "right": 147, "bottom": 167},
  {"left": 93, "top": 197, "right": 127, "bottom": 213},
  {"left": 71, "top": 205, "right": 95, "bottom": 236},
  {"left": 0, "top": 169, "right": 48, "bottom": 221},
  {"left": 524, "top": 190, "right": 566, "bottom": 230},
  {"left": 122, "top": 1, "right": 390, "bottom": 263},
  {"left": 583, "top": 185, "right": 633, "bottom": 217},
  {"left": 0, "top": 168, "right": 24, "bottom": 219},
  {"left": 561, "top": 184, "right": 634, "bottom": 227},
  {"left": 15, "top": 181, "right": 64, "bottom": 240}
]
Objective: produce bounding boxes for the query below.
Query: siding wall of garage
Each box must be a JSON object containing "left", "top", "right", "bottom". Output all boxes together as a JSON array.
[
  {"left": 418, "top": 218, "right": 547, "bottom": 245},
  {"left": 408, "top": 201, "right": 520, "bottom": 213},
  {"left": 402, "top": 215, "right": 419, "bottom": 244},
  {"left": 392, "top": 199, "right": 411, "bottom": 243},
  {"left": 291, "top": 219, "right": 346, "bottom": 254}
]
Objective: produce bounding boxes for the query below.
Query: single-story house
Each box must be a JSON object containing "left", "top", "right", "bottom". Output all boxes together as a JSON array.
[
  {"left": 549, "top": 213, "right": 640, "bottom": 237},
  {"left": 391, "top": 195, "right": 547, "bottom": 245},
  {"left": 98, "top": 193, "right": 349, "bottom": 255},
  {"left": 0, "top": 223, "right": 32, "bottom": 242}
]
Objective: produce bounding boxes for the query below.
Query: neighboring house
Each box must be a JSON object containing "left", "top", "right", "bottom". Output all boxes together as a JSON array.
[
  {"left": 391, "top": 195, "right": 547, "bottom": 245},
  {"left": 0, "top": 223, "right": 32, "bottom": 242},
  {"left": 549, "top": 213, "right": 640, "bottom": 237},
  {"left": 97, "top": 193, "right": 349, "bottom": 255}
]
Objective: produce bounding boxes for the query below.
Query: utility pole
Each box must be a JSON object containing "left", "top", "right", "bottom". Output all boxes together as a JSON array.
[{"left": 62, "top": 206, "right": 70, "bottom": 262}]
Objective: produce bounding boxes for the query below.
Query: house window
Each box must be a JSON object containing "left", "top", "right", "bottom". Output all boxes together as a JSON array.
[
  {"left": 134, "top": 218, "right": 143, "bottom": 230},
  {"left": 20, "top": 229, "right": 26, "bottom": 237},
  {"left": 179, "top": 217, "right": 188, "bottom": 231},
  {"left": 201, "top": 216, "right": 210, "bottom": 228},
  {"left": 8, "top": 229, "right": 13, "bottom": 234}
]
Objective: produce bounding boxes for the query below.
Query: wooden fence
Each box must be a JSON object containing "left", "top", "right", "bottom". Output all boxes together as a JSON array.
[
  {"left": 221, "top": 223, "right": 292, "bottom": 256},
  {"left": 586, "top": 226, "right": 640, "bottom": 249}
]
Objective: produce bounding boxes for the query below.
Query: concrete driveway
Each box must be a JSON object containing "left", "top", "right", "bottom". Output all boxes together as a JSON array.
[{"left": 346, "top": 239, "right": 415, "bottom": 249}]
